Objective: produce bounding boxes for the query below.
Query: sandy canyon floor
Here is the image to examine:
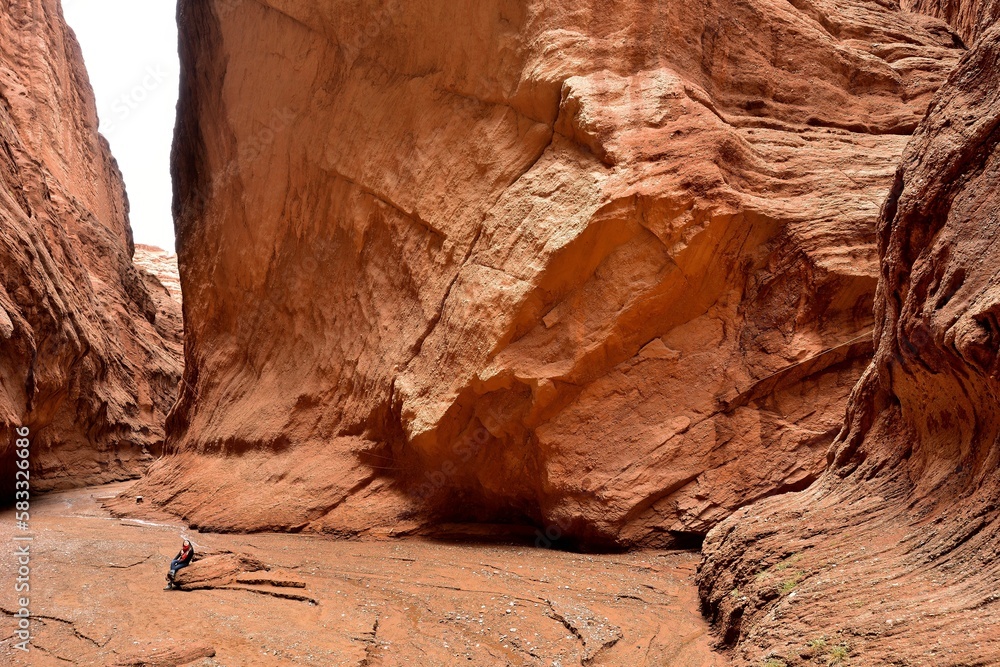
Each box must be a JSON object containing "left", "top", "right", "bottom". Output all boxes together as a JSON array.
[{"left": 0, "top": 483, "right": 726, "bottom": 666}]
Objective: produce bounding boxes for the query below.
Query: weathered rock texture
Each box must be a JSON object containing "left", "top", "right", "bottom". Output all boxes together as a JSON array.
[
  {"left": 0, "top": 1, "right": 182, "bottom": 496},
  {"left": 133, "top": 244, "right": 184, "bottom": 356},
  {"left": 699, "top": 22, "right": 1000, "bottom": 666},
  {"left": 1, "top": 484, "right": 724, "bottom": 666},
  {"left": 140, "top": 0, "right": 965, "bottom": 544},
  {"left": 134, "top": 244, "right": 183, "bottom": 305},
  {"left": 904, "top": 0, "right": 1000, "bottom": 44}
]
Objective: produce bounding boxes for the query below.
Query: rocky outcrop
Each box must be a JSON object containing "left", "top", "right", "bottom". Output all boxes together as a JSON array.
[
  {"left": 110, "top": 644, "right": 217, "bottom": 667},
  {"left": 699, "top": 22, "right": 1000, "bottom": 666},
  {"left": 137, "top": 0, "right": 965, "bottom": 544},
  {"left": 171, "top": 551, "right": 266, "bottom": 589},
  {"left": 903, "top": 0, "right": 1000, "bottom": 44},
  {"left": 0, "top": 1, "right": 182, "bottom": 496},
  {"left": 133, "top": 244, "right": 184, "bottom": 353},
  {"left": 134, "top": 244, "right": 183, "bottom": 305}
]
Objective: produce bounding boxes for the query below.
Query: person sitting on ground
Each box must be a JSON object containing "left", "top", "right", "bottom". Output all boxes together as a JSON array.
[{"left": 165, "top": 539, "right": 194, "bottom": 590}]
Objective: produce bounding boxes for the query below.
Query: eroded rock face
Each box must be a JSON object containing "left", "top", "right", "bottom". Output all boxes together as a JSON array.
[
  {"left": 144, "top": 0, "right": 964, "bottom": 544},
  {"left": 171, "top": 552, "right": 266, "bottom": 590},
  {"left": 134, "top": 244, "right": 183, "bottom": 305},
  {"left": 903, "top": 0, "right": 1000, "bottom": 44},
  {"left": 0, "top": 1, "right": 182, "bottom": 495},
  {"left": 133, "top": 244, "right": 184, "bottom": 350},
  {"left": 699, "top": 22, "right": 1000, "bottom": 665}
]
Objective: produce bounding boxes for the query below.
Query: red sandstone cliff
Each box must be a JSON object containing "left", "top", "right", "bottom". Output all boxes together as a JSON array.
[
  {"left": 134, "top": 244, "right": 183, "bottom": 306},
  {"left": 699, "top": 19, "right": 1000, "bottom": 666},
  {"left": 0, "top": 1, "right": 182, "bottom": 495},
  {"left": 130, "top": 0, "right": 969, "bottom": 545}
]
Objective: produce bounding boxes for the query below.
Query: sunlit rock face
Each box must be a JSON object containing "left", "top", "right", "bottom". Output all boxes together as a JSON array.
[
  {"left": 699, "top": 19, "right": 1000, "bottom": 666},
  {"left": 142, "top": 0, "right": 963, "bottom": 543},
  {"left": 134, "top": 244, "right": 183, "bottom": 306},
  {"left": 0, "top": 1, "right": 182, "bottom": 495}
]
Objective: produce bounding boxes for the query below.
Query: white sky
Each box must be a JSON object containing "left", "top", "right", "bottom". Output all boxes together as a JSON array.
[{"left": 63, "top": 0, "right": 180, "bottom": 252}]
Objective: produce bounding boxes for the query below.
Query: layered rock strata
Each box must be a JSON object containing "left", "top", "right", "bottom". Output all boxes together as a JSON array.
[
  {"left": 0, "top": 1, "right": 182, "bottom": 496},
  {"left": 699, "top": 21, "right": 1000, "bottom": 665},
  {"left": 140, "top": 0, "right": 963, "bottom": 544}
]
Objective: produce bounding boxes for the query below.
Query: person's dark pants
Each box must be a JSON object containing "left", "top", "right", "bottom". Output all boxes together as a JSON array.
[{"left": 168, "top": 559, "right": 189, "bottom": 580}]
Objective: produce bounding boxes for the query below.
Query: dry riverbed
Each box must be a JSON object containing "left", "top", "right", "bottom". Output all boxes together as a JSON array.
[{"left": 0, "top": 483, "right": 727, "bottom": 666}]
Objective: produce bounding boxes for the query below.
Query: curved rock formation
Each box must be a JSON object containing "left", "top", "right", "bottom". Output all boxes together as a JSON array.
[
  {"left": 699, "top": 22, "right": 1000, "bottom": 665},
  {"left": 0, "top": 1, "right": 182, "bottom": 496},
  {"left": 139, "top": 0, "right": 965, "bottom": 544}
]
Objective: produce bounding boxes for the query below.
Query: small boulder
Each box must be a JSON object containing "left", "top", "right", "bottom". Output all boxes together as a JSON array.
[{"left": 172, "top": 552, "right": 266, "bottom": 590}]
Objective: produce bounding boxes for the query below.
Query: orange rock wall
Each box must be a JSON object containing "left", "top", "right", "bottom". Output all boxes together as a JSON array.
[
  {"left": 0, "top": 0, "right": 182, "bottom": 495},
  {"left": 699, "top": 19, "right": 1000, "bottom": 665},
  {"left": 903, "top": 0, "right": 1000, "bottom": 44},
  {"left": 148, "top": 0, "right": 964, "bottom": 544}
]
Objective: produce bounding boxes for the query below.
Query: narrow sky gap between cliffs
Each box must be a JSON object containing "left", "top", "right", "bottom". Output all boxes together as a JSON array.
[{"left": 63, "top": 0, "right": 180, "bottom": 252}]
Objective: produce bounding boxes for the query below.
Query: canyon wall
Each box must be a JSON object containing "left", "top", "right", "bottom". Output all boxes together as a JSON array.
[
  {"left": 904, "top": 0, "right": 1000, "bottom": 43},
  {"left": 0, "top": 0, "right": 182, "bottom": 496},
  {"left": 141, "top": 0, "right": 965, "bottom": 544},
  {"left": 699, "top": 20, "right": 1000, "bottom": 666}
]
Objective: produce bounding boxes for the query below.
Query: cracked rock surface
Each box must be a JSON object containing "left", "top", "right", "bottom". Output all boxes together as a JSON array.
[{"left": 1, "top": 483, "right": 725, "bottom": 666}]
